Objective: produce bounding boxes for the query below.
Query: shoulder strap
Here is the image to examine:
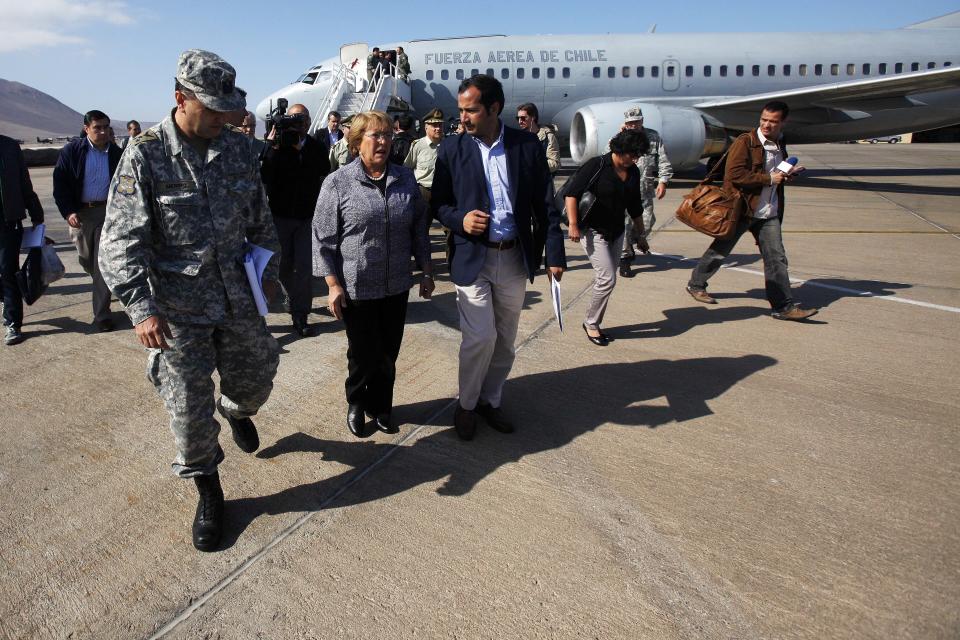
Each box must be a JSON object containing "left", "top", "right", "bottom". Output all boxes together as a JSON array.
[
  {"left": 585, "top": 155, "right": 606, "bottom": 191},
  {"left": 702, "top": 133, "right": 750, "bottom": 185}
]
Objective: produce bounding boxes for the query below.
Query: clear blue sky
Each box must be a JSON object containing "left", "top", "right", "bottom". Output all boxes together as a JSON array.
[{"left": 1, "top": 0, "right": 957, "bottom": 124}]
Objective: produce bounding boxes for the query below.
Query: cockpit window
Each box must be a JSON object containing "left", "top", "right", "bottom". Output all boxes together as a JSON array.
[{"left": 299, "top": 72, "right": 320, "bottom": 85}]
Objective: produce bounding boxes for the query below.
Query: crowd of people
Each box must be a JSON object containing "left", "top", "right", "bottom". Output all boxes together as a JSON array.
[{"left": 0, "top": 48, "right": 818, "bottom": 551}]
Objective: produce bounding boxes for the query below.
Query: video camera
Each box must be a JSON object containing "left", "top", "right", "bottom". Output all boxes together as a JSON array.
[{"left": 265, "top": 98, "right": 306, "bottom": 148}]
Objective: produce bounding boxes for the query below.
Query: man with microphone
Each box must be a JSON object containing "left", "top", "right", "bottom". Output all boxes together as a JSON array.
[{"left": 685, "top": 100, "right": 818, "bottom": 321}]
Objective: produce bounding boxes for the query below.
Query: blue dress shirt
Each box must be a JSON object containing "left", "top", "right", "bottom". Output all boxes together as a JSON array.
[
  {"left": 472, "top": 123, "right": 516, "bottom": 241},
  {"left": 81, "top": 138, "right": 110, "bottom": 202}
]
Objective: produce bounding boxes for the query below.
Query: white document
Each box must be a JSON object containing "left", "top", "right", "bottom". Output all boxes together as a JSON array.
[
  {"left": 776, "top": 160, "right": 796, "bottom": 174},
  {"left": 20, "top": 224, "right": 45, "bottom": 249},
  {"left": 242, "top": 243, "right": 274, "bottom": 316},
  {"left": 550, "top": 274, "right": 563, "bottom": 332}
]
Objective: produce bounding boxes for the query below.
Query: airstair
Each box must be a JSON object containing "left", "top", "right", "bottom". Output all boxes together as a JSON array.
[{"left": 309, "top": 55, "right": 412, "bottom": 137}]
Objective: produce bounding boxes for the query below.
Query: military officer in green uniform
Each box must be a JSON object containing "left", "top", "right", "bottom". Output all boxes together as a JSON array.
[
  {"left": 99, "top": 49, "right": 281, "bottom": 552},
  {"left": 403, "top": 108, "right": 444, "bottom": 205}
]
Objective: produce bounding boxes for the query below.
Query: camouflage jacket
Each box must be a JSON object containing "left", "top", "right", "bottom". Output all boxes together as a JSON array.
[
  {"left": 636, "top": 127, "right": 673, "bottom": 188},
  {"left": 536, "top": 125, "right": 561, "bottom": 174},
  {"left": 99, "top": 113, "right": 280, "bottom": 326}
]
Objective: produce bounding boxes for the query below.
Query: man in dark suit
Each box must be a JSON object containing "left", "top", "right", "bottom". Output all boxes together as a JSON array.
[
  {"left": 314, "top": 111, "right": 344, "bottom": 162},
  {"left": 432, "top": 74, "right": 566, "bottom": 440}
]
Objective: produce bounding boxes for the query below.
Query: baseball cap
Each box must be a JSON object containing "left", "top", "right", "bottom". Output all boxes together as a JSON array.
[{"left": 623, "top": 107, "right": 644, "bottom": 123}]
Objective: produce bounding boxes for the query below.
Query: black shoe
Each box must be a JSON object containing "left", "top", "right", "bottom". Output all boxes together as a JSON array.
[
  {"left": 454, "top": 406, "right": 477, "bottom": 441},
  {"left": 374, "top": 412, "right": 398, "bottom": 434},
  {"left": 618, "top": 259, "right": 633, "bottom": 278},
  {"left": 292, "top": 316, "right": 317, "bottom": 337},
  {"left": 217, "top": 400, "right": 260, "bottom": 453},
  {"left": 476, "top": 403, "right": 514, "bottom": 433},
  {"left": 4, "top": 325, "right": 24, "bottom": 346},
  {"left": 347, "top": 403, "right": 369, "bottom": 438},
  {"left": 192, "top": 472, "right": 224, "bottom": 552},
  {"left": 96, "top": 318, "right": 115, "bottom": 332},
  {"left": 582, "top": 323, "right": 609, "bottom": 346}
]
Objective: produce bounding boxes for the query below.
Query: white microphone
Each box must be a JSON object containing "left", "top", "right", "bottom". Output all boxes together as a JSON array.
[{"left": 776, "top": 156, "right": 799, "bottom": 174}]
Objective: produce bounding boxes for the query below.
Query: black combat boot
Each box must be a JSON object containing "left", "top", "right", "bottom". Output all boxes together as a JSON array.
[{"left": 192, "top": 472, "right": 224, "bottom": 552}]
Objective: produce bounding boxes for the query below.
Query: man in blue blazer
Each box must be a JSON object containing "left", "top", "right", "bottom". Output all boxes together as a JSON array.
[{"left": 432, "top": 74, "right": 566, "bottom": 440}]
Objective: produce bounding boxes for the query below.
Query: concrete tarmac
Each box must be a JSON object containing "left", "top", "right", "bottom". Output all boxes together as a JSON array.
[{"left": 1, "top": 144, "right": 958, "bottom": 639}]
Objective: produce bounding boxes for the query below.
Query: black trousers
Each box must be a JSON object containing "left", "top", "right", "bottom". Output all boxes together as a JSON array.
[
  {"left": 342, "top": 291, "right": 409, "bottom": 414},
  {"left": 0, "top": 220, "right": 24, "bottom": 329}
]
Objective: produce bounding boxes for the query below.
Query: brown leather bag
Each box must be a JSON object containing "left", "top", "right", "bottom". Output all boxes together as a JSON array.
[{"left": 675, "top": 147, "right": 743, "bottom": 240}]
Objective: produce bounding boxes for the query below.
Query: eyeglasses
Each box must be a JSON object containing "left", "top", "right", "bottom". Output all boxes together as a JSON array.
[{"left": 364, "top": 131, "right": 394, "bottom": 141}]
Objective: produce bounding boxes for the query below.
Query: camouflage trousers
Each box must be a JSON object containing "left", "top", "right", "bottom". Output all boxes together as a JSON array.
[
  {"left": 146, "top": 316, "right": 280, "bottom": 478},
  {"left": 621, "top": 188, "right": 656, "bottom": 259}
]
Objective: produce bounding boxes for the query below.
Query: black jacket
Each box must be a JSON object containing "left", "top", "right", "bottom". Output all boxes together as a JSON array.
[
  {"left": 567, "top": 153, "right": 643, "bottom": 240},
  {"left": 260, "top": 135, "right": 329, "bottom": 219},
  {"left": 313, "top": 127, "right": 343, "bottom": 160},
  {"left": 390, "top": 131, "right": 415, "bottom": 166},
  {"left": 52, "top": 137, "right": 122, "bottom": 218},
  {"left": 0, "top": 135, "right": 43, "bottom": 224}
]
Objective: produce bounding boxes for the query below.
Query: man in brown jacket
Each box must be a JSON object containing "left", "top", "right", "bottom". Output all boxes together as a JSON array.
[{"left": 685, "top": 101, "right": 817, "bottom": 321}]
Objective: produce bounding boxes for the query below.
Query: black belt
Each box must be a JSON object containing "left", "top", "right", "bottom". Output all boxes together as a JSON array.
[
  {"left": 82, "top": 201, "right": 107, "bottom": 208},
  {"left": 481, "top": 238, "right": 517, "bottom": 250}
]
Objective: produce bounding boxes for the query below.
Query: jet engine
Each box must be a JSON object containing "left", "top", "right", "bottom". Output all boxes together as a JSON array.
[{"left": 569, "top": 102, "right": 727, "bottom": 171}]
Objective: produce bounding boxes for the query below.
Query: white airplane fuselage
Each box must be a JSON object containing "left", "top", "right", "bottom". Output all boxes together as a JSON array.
[{"left": 257, "top": 26, "right": 960, "bottom": 169}]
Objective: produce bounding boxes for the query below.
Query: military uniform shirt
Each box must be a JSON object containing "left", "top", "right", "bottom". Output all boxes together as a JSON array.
[
  {"left": 100, "top": 113, "right": 280, "bottom": 326},
  {"left": 403, "top": 136, "right": 440, "bottom": 189}
]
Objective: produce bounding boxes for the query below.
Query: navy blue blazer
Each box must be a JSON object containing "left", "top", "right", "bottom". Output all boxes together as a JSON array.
[
  {"left": 432, "top": 124, "right": 566, "bottom": 286},
  {"left": 53, "top": 137, "right": 122, "bottom": 218}
]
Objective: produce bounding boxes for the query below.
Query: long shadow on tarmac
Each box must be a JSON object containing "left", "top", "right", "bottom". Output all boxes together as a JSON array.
[{"left": 223, "top": 355, "right": 776, "bottom": 548}]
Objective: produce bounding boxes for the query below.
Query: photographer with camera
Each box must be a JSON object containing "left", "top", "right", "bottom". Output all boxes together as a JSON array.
[{"left": 260, "top": 101, "right": 329, "bottom": 337}]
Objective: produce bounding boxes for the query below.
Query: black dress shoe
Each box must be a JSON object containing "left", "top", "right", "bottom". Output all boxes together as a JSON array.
[
  {"left": 618, "top": 259, "right": 634, "bottom": 278},
  {"left": 96, "top": 318, "right": 115, "bottom": 332},
  {"left": 476, "top": 403, "right": 514, "bottom": 433},
  {"left": 193, "top": 472, "right": 224, "bottom": 552},
  {"left": 454, "top": 406, "right": 476, "bottom": 441},
  {"left": 374, "top": 412, "right": 398, "bottom": 434},
  {"left": 582, "top": 323, "right": 609, "bottom": 346},
  {"left": 292, "top": 317, "right": 317, "bottom": 337},
  {"left": 347, "top": 403, "right": 369, "bottom": 438},
  {"left": 217, "top": 400, "right": 260, "bottom": 453}
]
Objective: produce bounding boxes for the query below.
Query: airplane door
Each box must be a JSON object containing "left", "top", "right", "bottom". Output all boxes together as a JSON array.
[
  {"left": 340, "top": 43, "right": 368, "bottom": 72},
  {"left": 662, "top": 59, "right": 680, "bottom": 92}
]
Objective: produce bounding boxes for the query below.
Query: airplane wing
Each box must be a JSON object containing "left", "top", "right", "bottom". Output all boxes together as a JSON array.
[{"left": 694, "top": 67, "right": 960, "bottom": 119}]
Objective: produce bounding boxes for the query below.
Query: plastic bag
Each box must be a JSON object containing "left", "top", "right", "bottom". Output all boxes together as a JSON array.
[{"left": 40, "top": 238, "right": 65, "bottom": 286}]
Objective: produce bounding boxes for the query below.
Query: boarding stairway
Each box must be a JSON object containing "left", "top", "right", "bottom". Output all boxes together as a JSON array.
[{"left": 309, "top": 62, "right": 412, "bottom": 137}]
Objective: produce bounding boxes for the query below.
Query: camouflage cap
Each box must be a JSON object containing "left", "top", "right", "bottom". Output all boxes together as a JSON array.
[
  {"left": 176, "top": 49, "right": 245, "bottom": 113},
  {"left": 423, "top": 108, "right": 444, "bottom": 124},
  {"left": 624, "top": 106, "right": 644, "bottom": 123}
]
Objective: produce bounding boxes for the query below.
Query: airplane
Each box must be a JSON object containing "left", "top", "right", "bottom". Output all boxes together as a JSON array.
[{"left": 255, "top": 11, "right": 960, "bottom": 170}]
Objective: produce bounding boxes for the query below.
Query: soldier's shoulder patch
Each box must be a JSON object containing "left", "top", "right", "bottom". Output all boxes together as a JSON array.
[
  {"left": 116, "top": 174, "right": 136, "bottom": 195},
  {"left": 132, "top": 130, "right": 159, "bottom": 146}
]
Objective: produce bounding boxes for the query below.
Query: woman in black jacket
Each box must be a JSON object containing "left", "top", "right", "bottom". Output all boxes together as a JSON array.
[{"left": 565, "top": 129, "right": 649, "bottom": 346}]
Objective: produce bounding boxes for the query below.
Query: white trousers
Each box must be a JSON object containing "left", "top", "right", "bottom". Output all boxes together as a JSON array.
[{"left": 454, "top": 245, "right": 528, "bottom": 410}]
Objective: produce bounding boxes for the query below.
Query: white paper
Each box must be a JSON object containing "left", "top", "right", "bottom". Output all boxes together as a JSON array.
[
  {"left": 776, "top": 160, "right": 796, "bottom": 174},
  {"left": 550, "top": 275, "right": 563, "bottom": 332},
  {"left": 20, "top": 223, "right": 45, "bottom": 249},
  {"left": 243, "top": 243, "right": 274, "bottom": 316}
]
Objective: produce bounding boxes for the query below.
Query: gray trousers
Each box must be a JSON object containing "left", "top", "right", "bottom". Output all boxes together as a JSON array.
[
  {"left": 687, "top": 215, "right": 795, "bottom": 311},
  {"left": 273, "top": 216, "right": 314, "bottom": 320},
  {"left": 146, "top": 316, "right": 280, "bottom": 477},
  {"left": 74, "top": 204, "right": 112, "bottom": 322},
  {"left": 581, "top": 230, "right": 624, "bottom": 330},
  {"left": 454, "top": 245, "right": 527, "bottom": 411},
  {"left": 621, "top": 189, "right": 655, "bottom": 259}
]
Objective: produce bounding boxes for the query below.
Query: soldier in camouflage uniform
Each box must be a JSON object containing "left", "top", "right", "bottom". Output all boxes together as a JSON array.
[
  {"left": 396, "top": 46, "right": 411, "bottom": 80},
  {"left": 99, "top": 49, "right": 281, "bottom": 552},
  {"left": 619, "top": 106, "right": 673, "bottom": 277}
]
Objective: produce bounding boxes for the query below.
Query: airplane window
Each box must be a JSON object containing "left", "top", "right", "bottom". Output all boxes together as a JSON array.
[
  {"left": 562, "top": 67, "right": 570, "bottom": 78},
  {"left": 441, "top": 69, "right": 449, "bottom": 80},
  {"left": 752, "top": 65, "right": 760, "bottom": 76},
  {"left": 547, "top": 67, "right": 555, "bottom": 79},
  {"left": 637, "top": 66, "right": 645, "bottom": 77},
  {"left": 532, "top": 68, "right": 540, "bottom": 78},
  {"left": 607, "top": 66, "right": 615, "bottom": 78},
  {"left": 667, "top": 66, "right": 676, "bottom": 77},
  {"left": 300, "top": 72, "right": 318, "bottom": 85},
  {"left": 862, "top": 63, "right": 870, "bottom": 74},
  {"left": 878, "top": 63, "right": 887, "bottom": 74},
  {"left": 927, "top": 62, "right": 936, "bottom": 69},
  {"left": 911, "top": 62, "right": 919, "bottom": 71},
  {"left": 946, "top": 62, "right": 953, "bottom": 67},
  {"left": 830, "top": 64, "right": 839, "bottom": 75},
  {"left": 799, "top": 64, "right": 807, "bottom": 76},
  {"left": 593, "top": 67, "right": 601, "bottom": 78},
  {"left": 426, "top": 70, "right": 434, "bottom": 80},
  {"left": 767, "top": 65, "right": 775, "bottom": 76},
  {"left": 704, "top": 65, "right": 711, "bottom": 77},
  {"left": 846, "top": 63, "right": 854, "bottom": 75},
  {"left": 815, "top": 64, "right": 823, "bottom": 75},
  {"left": 719, "top": 65, "right": 727, "bottom": 76},
  {"left": 651, "top": 66, "right": 659, "bottom": 78},
  {"left": 456, "top": 69, "right": 464, "bottom": 80},
  {"left": 472, "top": 68, "right": 479, "bottom": 76},
  {"left": 783, "top": 64, "right": 791, "bottom": 76},
  {"left": 517, "top": 68, "right": 525, "bottom": 79},
  {"left": 895, "top": 63, "right": 903, "bottom": 73},
  {"left": 685, "top": 65, "right": 693, "bottom": 77},
  {"left": 501, "top": 68, "right": 509, "bottom": 79},
  {"left": 622, "top": 66, "right": 630, "bottom": 78},
  {"left": 736, "top": 65, "right": 744, "bottom": 77}
]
